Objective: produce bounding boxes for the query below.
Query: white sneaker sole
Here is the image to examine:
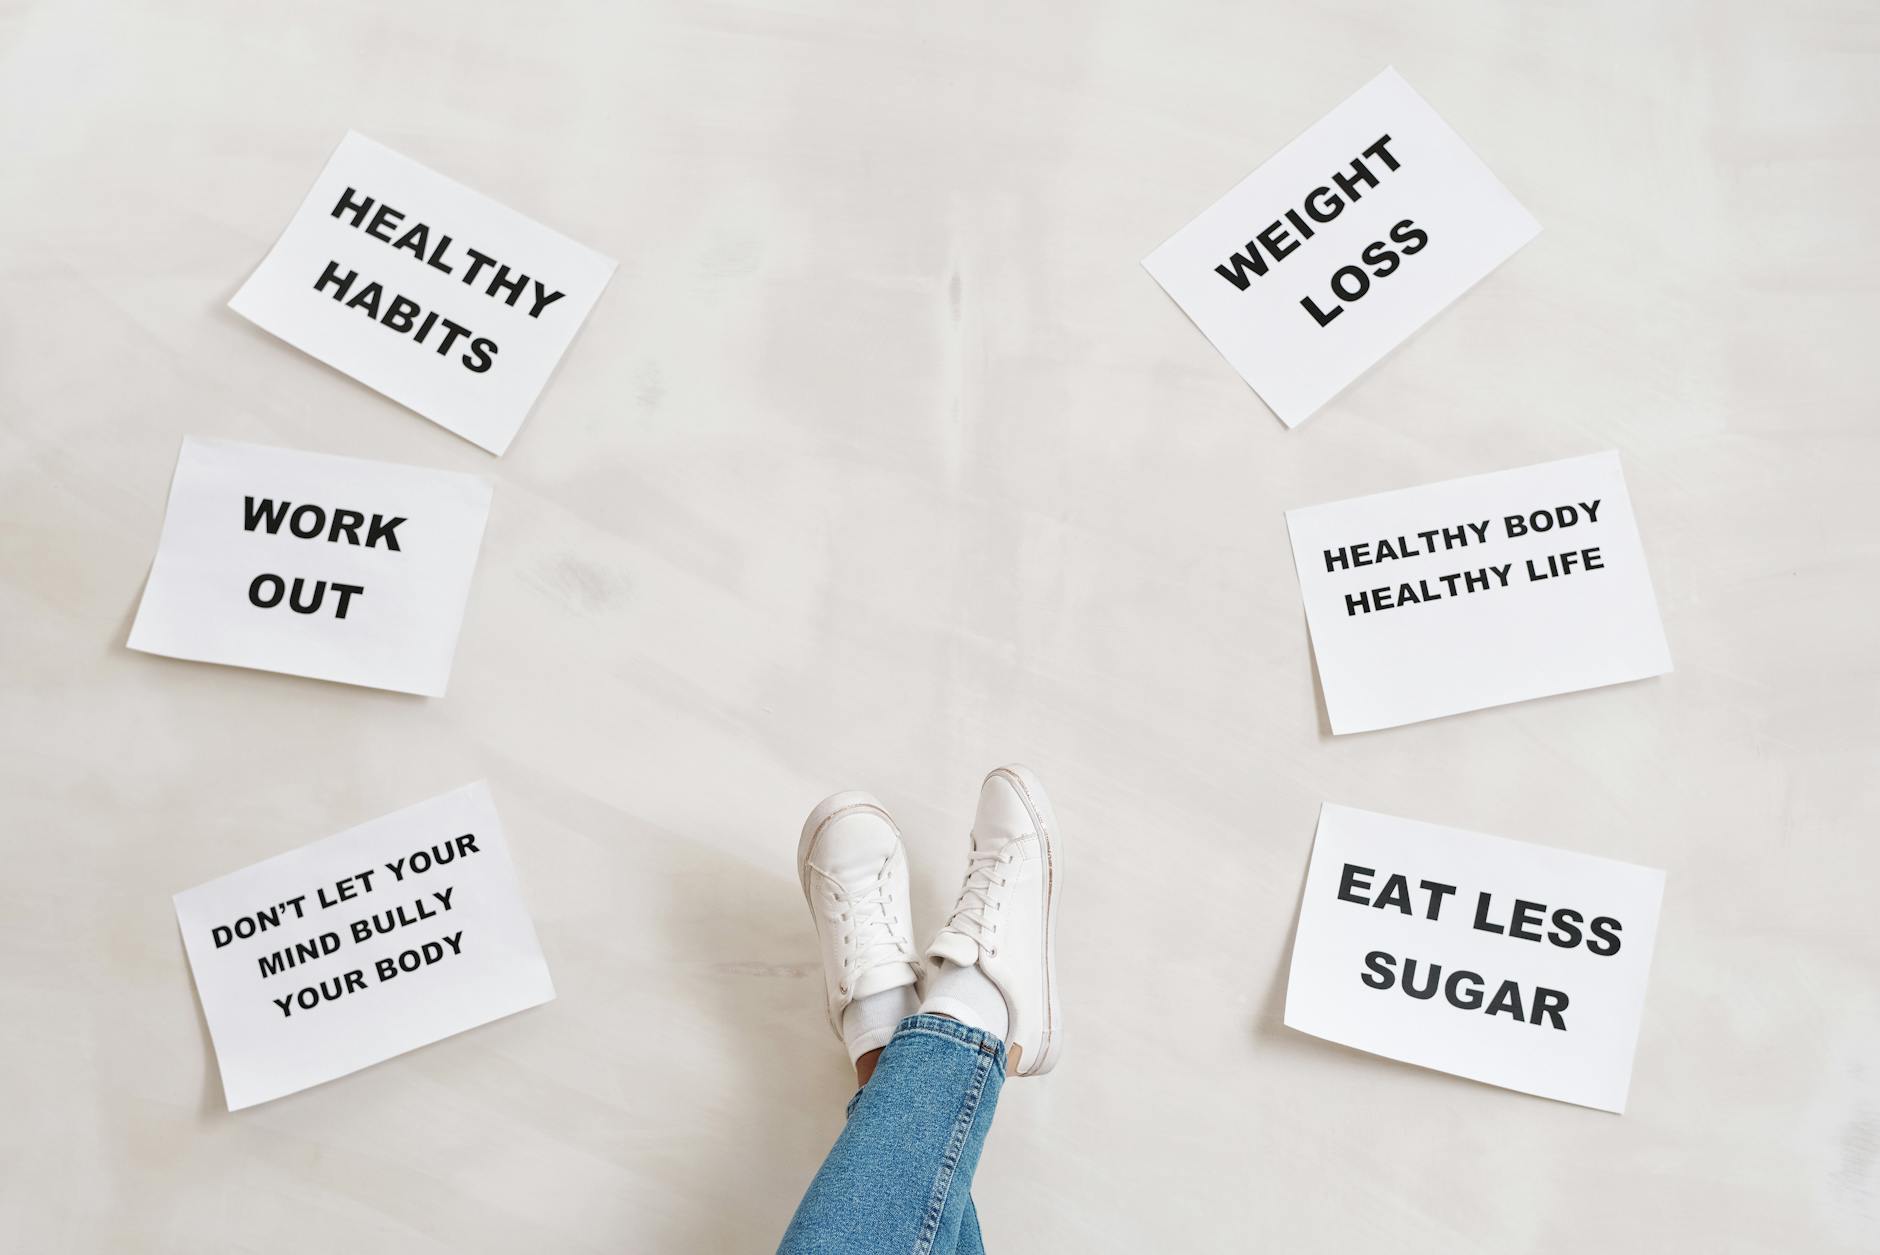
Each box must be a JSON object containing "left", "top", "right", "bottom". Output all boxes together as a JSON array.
[{"left": 987, "top": 764, "right": 1063, "bottom": 1076}]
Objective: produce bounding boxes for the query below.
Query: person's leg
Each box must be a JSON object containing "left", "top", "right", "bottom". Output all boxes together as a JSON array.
[
  {"left": 780, "top": 768, "right": 1063, "bottom": 1253},
  {"left": 956, "top": 1198, "right": 986, "bottom": 1255},
  {"left": 778, "top": 1013, "right": 1004, "bottom": 1254}
]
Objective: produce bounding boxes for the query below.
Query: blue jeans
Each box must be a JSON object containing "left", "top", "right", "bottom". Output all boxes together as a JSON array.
[{"left": 779, "top": 1014, "right": 1006, "bottom": 1255}]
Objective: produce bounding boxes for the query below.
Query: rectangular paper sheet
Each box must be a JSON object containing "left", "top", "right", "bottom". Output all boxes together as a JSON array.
[
  {"left": 1285, "top": 450, "right": 1672, "bottom": 733},
  {"left": 1284, "top": 804, "right": 1665, "bottom": 1112},
  {"left": 1143, "top": 67, "right": 1539, "bottom": 427},
  {"left": 173, "top": 782, "right": 555, "bottom": 1110},
  {"left": 231, "top": 131, "right": 616, "bottom": 454},
  {"left": 128, "top": 435, "right": 492, "bottom": 696}
]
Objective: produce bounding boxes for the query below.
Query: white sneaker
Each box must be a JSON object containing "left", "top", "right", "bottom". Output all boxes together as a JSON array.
[
  {"left": 797, "top": 791, "right": 921, "bottom": 1050},
  {"left": 925, "top": 765, "right": 1064, "bottom": 1076}
]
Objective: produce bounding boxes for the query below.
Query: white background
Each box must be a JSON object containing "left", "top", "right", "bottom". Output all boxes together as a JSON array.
[
  {"left": 174, "top": 782, "right": 554, "bottom": 1111},
  {"left": 1286, "top": 451, "right": 1672, "bottom": 732},
  {"left": 1, "top": 2, "right": 1876, "bottom": 1252},
  {"left": 230, "top": 132, "right": 616, "bottom": 454},
  {"left": 1286, "top": 804, "right": 1665, "bottom": 1113},
  {"left": 1144, "top": 67, "right": 1539, "bottom": 426},
  {"left": 130, "top": 437, "right": 493, "bottom": 696}
]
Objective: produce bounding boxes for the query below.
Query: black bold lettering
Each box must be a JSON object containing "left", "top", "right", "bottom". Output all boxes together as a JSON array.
[
  {"left": 1214, "top": 246, "right": 1271, "bottom": 291},
  {"left": 327, "top": 509, "right": 364, "bottom": 545},
  {"left": 1547, "top": 908, "right": 1584, "bottom": 949},
  {"left": 243, "top": 496, "right": 290, "bottom": 534},
  {"left": 1362, "top": 134, "right": 1401, "bottom": 172},
  {"left": 1389, "top": 218, "right": 1429, "bottom": 254},
  {"left": 364, "top": 515, "right": 405, "bottom": 551},
  {"left": 1509, "top": 899, "right": 1546, "bottom": 942},
  {"left": 287, "top": 578, "right": 328, "bottom": 615},
  {"left": 330, "top": 186, "right": 373, "bottom": 227},
  {"left": 248, "top": 573, "right": 285, "bottom": 608},
  {"left": 1361, "top": 950, "right": 1396, "bottom": 989},
  {"left": 434, "top": 318, "right": 472, "bottom": 357},
  {"left": 1256, "top": 222, "right": 1298, "bottom": 262},
  {"left": 1302, "top": 294, "right": 1343, "bottom": 327},
  {"left": 1473, "top": 892, "right": 1505, "bottom": 935},
  {"left": 1483, "top": 979, "right": 1524, "bottom": 1019},
  {"left": 1331, "top": 156, "right": 1379, "bottom": 202},
  {"left": 1360, "top": 240, "right": 1401, "bottom": 277},
  {"left": 392, "top": 221, "right": 430, "bottom": 262},
  {"left": 365, "top": 203, "right": 404, "bottom": 243},
  {"left": 463, "top": 338, "right": 498, "bottom": 373},
  {"left": 527, "top": 280, "right": 565, "bottom": 319},
  {"left": 344, "top": 281, "right": 384, "bottom": 319},
  {"left": 1419, "top": 880, "right": 1456, "bottom": 921},
  {"left": 461, "top": 247, "right": 498, "bottom": 289},
  {"left": 486, "top": 264, "right": 528, "bottom": 306},
  {"left": 1448, "top": 970, "right": 1486, "bottom": 1011},
  {"left": 1330, "top": 265, "right": 1370, "bottom": 302},
  {"left": 288, "top": 504, "right": 325, "bottom": 538},
  {"left": 1337, "top": 863, "right": 1374, "bottom": 906},
  {"left": 1374, "top": 873, "right": 1412, "bottom": 914},
  {"left": 1303, "top": 186, "right": 1343, "bottom": 222},
  {"left": 1401, "top": 957, "right": 1439, "bottom": 1000},
  {"left": 382, "top": 296, "right": 421, "bottom": 333},
  {"left": 1588, "top": 916, "right": 1624, "bottom": 956},
  {"left": 314, "top": 260, "right": 357, "bottom": 301},
  {"left": 1532, "top": 987, "right": 1569, "bottom": 1030}
]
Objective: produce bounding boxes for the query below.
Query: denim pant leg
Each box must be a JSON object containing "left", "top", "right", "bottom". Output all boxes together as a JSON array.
[
  {"left": 956, "top": 1198, "right": 985, "bottom": 1255},
  {"left": 778, "top": 1014, "right": 1006, "bottom": 1255}
]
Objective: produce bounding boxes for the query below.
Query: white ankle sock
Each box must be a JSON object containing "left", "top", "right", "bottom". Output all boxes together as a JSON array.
[
  {"left": 919, "top": 960, "right": 1009, "bottom": 1041},
  {"left": 841, "top": 985, "right": 918, "bottom": 1062}
]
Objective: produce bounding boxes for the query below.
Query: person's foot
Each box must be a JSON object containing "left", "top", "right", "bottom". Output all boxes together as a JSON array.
[
  {"left": 922, "top": 765, "right": 1063, "bottom": 1076},
  {"left": 797, "top": 791, "right": 921, "bottom": 1063}
]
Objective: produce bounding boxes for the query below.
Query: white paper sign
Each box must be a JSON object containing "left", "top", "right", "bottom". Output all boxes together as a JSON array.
[
  {"left": 1285, "top": 804, "right": 1664, "bottom": 1112},
  {"left": 174, "top": 782, "right": 555, "bottom": 1110},
  {"left": 1143, "top": 67, "right": 1539, "bottom": 427},
  {"left": 129, "top": 436, "right": 492, "bottom": 697},
  {"left": 1285, "top": 450, "right": 1671, "bottom": 733},
  {"left": 231, "top": 131, "right": 616, "bottom": 454}
]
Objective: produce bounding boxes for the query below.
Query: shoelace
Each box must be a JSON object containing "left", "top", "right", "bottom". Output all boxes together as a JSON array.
[
  {"left": 941, "top": 846, "right": 1017, "bottom": 958},
  {"left": 814, "top": 856, "right": 914, "bottom": 993}
]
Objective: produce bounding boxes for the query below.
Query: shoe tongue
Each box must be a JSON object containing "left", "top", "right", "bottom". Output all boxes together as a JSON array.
[
  {"left": 926, "top": 930, "right": 980, "bottom": 968},
  {"left": 851, "top": 962, "right": 916, "bottom": 1000}
]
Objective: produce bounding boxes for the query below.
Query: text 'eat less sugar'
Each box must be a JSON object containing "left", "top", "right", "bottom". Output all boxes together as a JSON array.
[
  {"left": 206, "top": 834, "right": 485, "bottom": 1019},
  {"left": 1212, "top": 135, "right": 1430, "bottom": 326},
  {"left": 1336, "top": 862, "right": 1627, "bottom": 1032},
  {"left": 1323, "top": 500, "right": 1608, "bottom": 618},
  {"left": 311, "top": 186, "right": 569, "bottom": 373}
]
